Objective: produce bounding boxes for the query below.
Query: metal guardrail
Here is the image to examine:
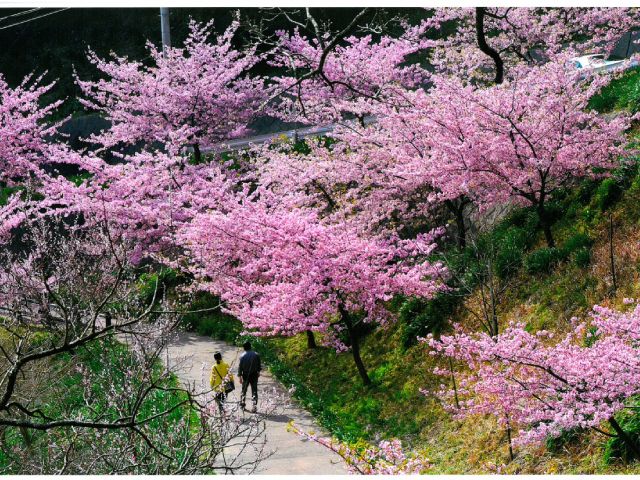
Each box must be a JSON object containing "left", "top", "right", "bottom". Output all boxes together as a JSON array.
[{"left": 201, "top": 116, "right": 377, "bottom": 154}]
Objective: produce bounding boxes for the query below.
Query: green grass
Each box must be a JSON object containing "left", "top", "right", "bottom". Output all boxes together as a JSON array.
[
  {"left": 588, "top": 66, "right": 640, "bottom": 113},
  {"left": 181, "top": 291, "right": 243, "bottom": 343}
]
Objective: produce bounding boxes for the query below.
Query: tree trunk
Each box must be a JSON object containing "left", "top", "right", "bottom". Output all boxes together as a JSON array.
[
  {"left": 609, "top": 212, "right": 618, "bottom": 295},
  {"left": 340, "top": 306, "right": 371, "bottom": 386},
  {"left": 609, "top": 417, "right": 640, "bottom": 461},
  {"left": 445, "top": 199, "right": 467, "bottom": 250},
  {"left": 542, "top": 222, "right": 555, "bottom": 249},
  {"left": 476, "top": 7, "right": 504, "bottom": 85},
  {"left": 193, "top": 143, "right": 202, "bottom": 164},
  {"left": 306, "top": 330, "right": 317, "bottom": 349},
  {"left": 537, "top": 202, "right": 555, "bottom": 248},
  {"left": 505, "top": 416, "right": 514, "bottom": 461},
  {"left": 490, "top": 301, "right": 499, "bottom": 338}
]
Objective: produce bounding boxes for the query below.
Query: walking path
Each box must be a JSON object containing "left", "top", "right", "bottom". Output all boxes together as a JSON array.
[{"left": 165, "top": 331, "right": 347, "bottom": 475}]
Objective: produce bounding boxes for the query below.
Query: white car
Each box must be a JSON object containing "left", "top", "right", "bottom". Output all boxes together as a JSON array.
[{"left": 567, "top": 54, "right": 635, "bottom": 74}]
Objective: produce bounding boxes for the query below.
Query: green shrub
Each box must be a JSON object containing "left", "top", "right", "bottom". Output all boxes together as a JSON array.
[
  {"left": 399, "top": 294, "right": 457, "bottom": 348},
  {"left": 588, "top": 86, "right": 620, "bottom": 113},
  {"left": 588, "top": 66, "right": 640, "bottom": 113},
  {"left": 137, "top": 268, "right": 183, "bottom": 306},
  {"left": 543, "top": 201, "right": 564, "bottom": 226},
  {"left": 501, "top": 207, "right": 539, "bottom": 233},
  {"left": 502, "top": 208, "right": 529, "bottom": 228},
  {"left": 0, "top": 184, "right": 20, "bottom": 206},
  {"left": 577, "top": 178, "right": 599, "bottom": 204},
  {"left": 593, "top": 178, "right": 622, "bottom": 212},
  {"left": 494, "top": 227, "right": 530, "bottom": 279},
  {"left": 369, "top": 362, "right": 393, "bottom": 384},
  {"left": 182, "top": 292, "right": 243, "bottom": 343},
  {"left": 545, "top": 428, "right": 585, "bottom": 454},
  {"left": 562, "top": 233, "right": 593, "bottom": 256},
  {"left": 524, "top": 247, "right": 564, "bottom": 274},
  {"left": 573, "top": 247, "right": 591, "bottom": 268}
]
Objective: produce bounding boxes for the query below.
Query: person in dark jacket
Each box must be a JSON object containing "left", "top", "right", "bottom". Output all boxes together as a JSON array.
[{"left": 238, "top": 341, "right": 261, "bottom": 412}]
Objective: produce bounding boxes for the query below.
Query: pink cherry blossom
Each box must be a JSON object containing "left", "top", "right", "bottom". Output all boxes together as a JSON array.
[
  {"left": 427, "top": 304, "right": 640, "bottom": 456},
  {"left": 76, "top": 17, "right": 270, "bottom": 160}
]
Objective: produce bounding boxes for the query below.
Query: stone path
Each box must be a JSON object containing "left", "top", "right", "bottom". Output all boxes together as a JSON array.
[{"left": 165, "top": 331, "right": 347, "bottom": 475}]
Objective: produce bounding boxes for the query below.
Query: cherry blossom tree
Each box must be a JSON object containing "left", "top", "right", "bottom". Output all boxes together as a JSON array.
[
  {"left": 0, "top": 73, "right": 91, "bottom": 187},
  {"left": 417, "top": 63, "right": 631, "bottom": 247},
  {"left": 256, "top": 58, "right": 629, "bottom": 250},
  {"left": 269, "top": 22, "right": 427, "bottom": 124},
  {"left": 77, "top": 17, "right": 269, "bottom": 161},
  {"left": 0, "top": 148, "right": 244, "bottom": 266},
  {"left": 423, "top": 7, "right": 640, "bottom": 84},
  {"left": 179, "top": 196, "right": 447, "bottom": 385},
  {"left": 250, "top": 134, "right": 428, "bottom": 235},
  {"left": 427, "top": 304, "right": 640, "bottom": 460},
  {"left": 251, "top": 84, "right": 473, "bottom": 248}
]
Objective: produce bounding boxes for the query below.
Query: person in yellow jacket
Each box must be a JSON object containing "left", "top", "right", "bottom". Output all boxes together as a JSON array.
[{"left": 210, "top": 352, "right": 234, "bottom": 412}]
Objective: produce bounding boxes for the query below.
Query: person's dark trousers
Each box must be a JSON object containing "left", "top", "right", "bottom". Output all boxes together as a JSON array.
[
  {"left": 215, "top": 392, "right": 226, "bottom": 413},
  {"left": 240, "top": 372, "right": 259, "bottom": 409}
]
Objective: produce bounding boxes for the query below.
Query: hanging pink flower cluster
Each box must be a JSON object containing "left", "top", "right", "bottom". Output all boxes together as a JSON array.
[{"left": 0, "top": 73, "right": 89, "bottom": 186}]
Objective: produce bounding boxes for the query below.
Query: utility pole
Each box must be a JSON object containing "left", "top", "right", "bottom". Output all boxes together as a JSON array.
[{"left": 160, "top": 7, "right": 171, "bottom": 57}]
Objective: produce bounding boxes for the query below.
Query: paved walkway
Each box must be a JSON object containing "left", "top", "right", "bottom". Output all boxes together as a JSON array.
[{"left": 165, "top": 331, "right": 346, "bottom": 475}]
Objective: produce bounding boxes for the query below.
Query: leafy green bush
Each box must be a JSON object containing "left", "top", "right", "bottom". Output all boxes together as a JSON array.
[
  {"left": 525, "top": 232, "right": 591, "bottom": 274},
  {"left": 0, "top": 184, "right": 21, "bottom": 207},
  {"left": 524, "top": 247, "right": 564, "bottom": 274},
  {"left": 501, "top": 208, "right": 529, "bottom": 229},
  {"left": 398, "top": 294, "right": 457, "bottom": 348},
  {"left": 369, "top": 362, "right": 393, "bottom": 384},
  {"left": 573, "top": 248, "right": 591, "bottom": 268},
  {"left": 500, "top": 207, "right": 539, "bottom": 233},
  {"left": 494, "top": 227, "right": 530, "bottom": 279},
  {"left": 545, "top": 427, "right": 585, "bottom": 454},
  {"left": 543, "top": 201, "right": 565, "bottom": 227},
  {"left": 137, "top": 268, "right": 183, "bottom": 306},
  {"left": 577, "top": 178, "right": 599, "bottom": 205},
  {"left": 593, "top": 178, "right": 622, "bottom": 212},
  {"left": 181, "top": 292, "right": 242, "bottom": 343},
  {"left": 562, "top": 233, "right": 593, "bottom": 255},
  {"left": 563, "top": 232, "right": 592, "bottom": 252}
]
